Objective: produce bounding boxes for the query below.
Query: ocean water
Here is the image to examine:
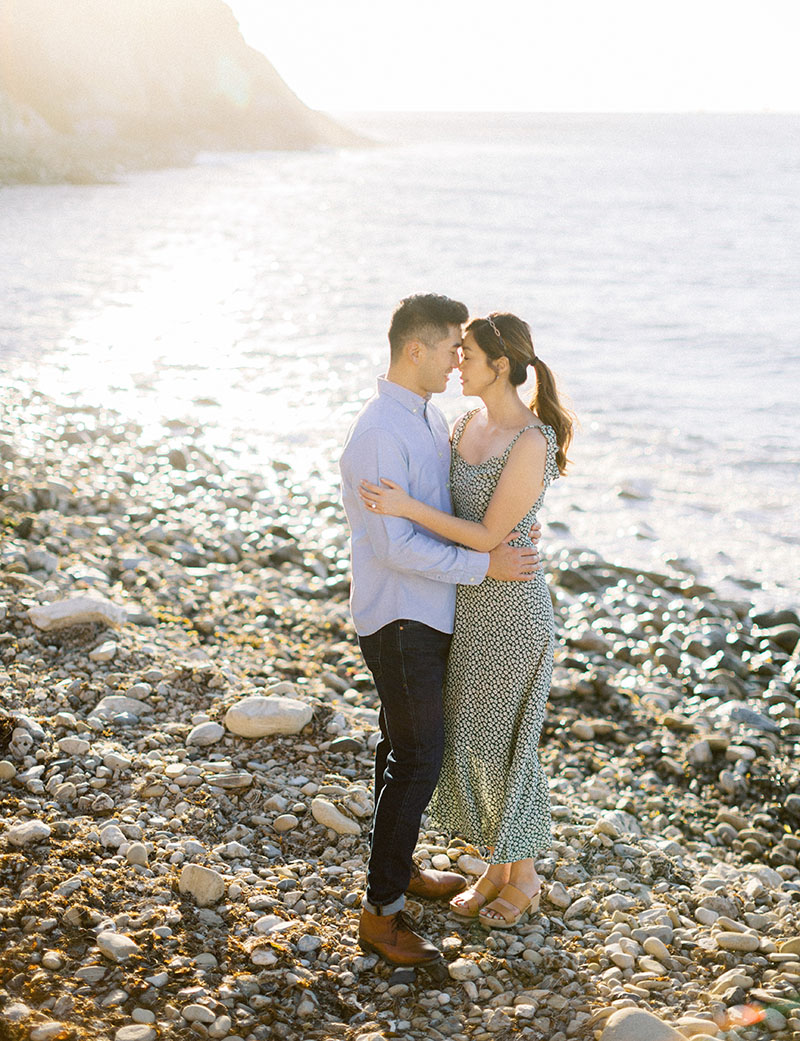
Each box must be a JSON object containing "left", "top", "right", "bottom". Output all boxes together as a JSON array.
[{"left": 1, "top": 113, "right": 798, "bottom": 606}]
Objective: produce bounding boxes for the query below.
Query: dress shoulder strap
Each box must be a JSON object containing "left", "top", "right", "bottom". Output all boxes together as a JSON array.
[
  {"left": 503, "top": 422, "right": 561, "bottom": 483},
  {"left": 501, "top": 422, "right": 543, "bottom": 457},
  {"left": 451, "top": 408, "right": 481, "bottom": 447}
]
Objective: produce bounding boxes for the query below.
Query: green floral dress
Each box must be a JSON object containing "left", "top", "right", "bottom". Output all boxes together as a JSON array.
[{"left": 428, "top": 410, "right": 559, "bottom": 862}]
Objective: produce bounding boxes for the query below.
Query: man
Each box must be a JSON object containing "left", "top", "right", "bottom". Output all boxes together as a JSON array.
[{"left": 339, "top": 293, "right": 540, "bottom": 966}]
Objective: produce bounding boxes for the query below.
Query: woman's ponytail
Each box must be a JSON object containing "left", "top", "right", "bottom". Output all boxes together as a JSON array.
[{"left": 530, "top": 357, "right": 573, "bottom": 475}]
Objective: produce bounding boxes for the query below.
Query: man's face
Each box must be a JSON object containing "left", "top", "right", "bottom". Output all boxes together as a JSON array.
[{"left": 417, "top": 324, "right": 463, "bottom": 394}]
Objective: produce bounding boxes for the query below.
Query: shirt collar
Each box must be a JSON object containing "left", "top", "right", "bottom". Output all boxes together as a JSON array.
[{"left": 377, "top": 376, "right": 430, "bottom": 417}]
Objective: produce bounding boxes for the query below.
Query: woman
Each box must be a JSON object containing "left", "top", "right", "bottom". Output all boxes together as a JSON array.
[{"left": 359, "top": 312, "right": 573, "bottom": 928}]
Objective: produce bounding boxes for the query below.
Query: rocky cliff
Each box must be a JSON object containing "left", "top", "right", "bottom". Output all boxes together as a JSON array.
[{"left": 0, "top": 0, "right": 359, "bottom": 184}]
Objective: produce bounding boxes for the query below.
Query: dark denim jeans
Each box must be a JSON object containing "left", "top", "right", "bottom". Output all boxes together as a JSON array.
[{"left": 358, "top": 618, "right": 452, "bottom": 912}]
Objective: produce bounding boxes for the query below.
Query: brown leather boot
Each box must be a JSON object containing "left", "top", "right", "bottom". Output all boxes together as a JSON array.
[
  {"left": 358, "top": 908, "right": 441, "bottom": 966},
  {"left": 406, "top": 861, "right": 467, "bottom": 901}
]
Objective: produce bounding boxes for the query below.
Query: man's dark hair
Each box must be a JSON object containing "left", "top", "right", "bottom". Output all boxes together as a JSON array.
[{"left": 387, "top": 293, "right": 469, "bottom": 361}]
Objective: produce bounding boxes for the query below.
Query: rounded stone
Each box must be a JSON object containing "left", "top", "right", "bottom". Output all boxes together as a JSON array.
[
  {"left": 28, "top": 594, "right": 126, "bottom": 631},
  {"left": 600, "top": 1008, "right": 685, "bottom": 1041},
  {"left": 448, "top": 957, "right": 482, "bottom": 981},
  {"left": 311, "top": 797, "right": 360, "bottom": 835},
  {"left": 224, "top": 695, "right": 313, "bottom": 737},
  {"left": 100, "top": 824, "right": 126, "bottom": 848},
  {"left": 97, "top": 931, "right": 140, "bottom": 963},
  {"left": 131, "top": 1009, "right": 156, "bottom": 1024},
  {"left": 273, "top": 814, "right": 299, "bottom": 833},
  {"left": 115, "top": 1028, "right": 156, "bottom": 1041},
  {"left": 126, "top": 842, "right": 149, "bottom": 867},
  {"left": 715, "top": 931, "right": 759, "bottom": 952},
  {"left": 182, "top": 1004, "right": 216, "bottom": 1023},
  {"left": 179, "top": 864, "right": 225, "bottom": 906},
  {"left": 5, "top": 820, "right": 51, "bottom": 847},
  {"left": 30, "top": 1025, "right": 65, "bottom": 1041},
  {"left": 186, "top": 721, "right": 225, "bottom": 746}
]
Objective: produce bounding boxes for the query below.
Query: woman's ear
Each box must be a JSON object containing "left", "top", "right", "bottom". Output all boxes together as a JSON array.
[{"left": 492, "top": 355, "right": 511, "bottom": 379}]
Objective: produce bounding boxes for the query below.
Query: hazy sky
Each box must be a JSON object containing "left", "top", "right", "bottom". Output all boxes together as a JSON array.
[{"left": 228, "top": 0, "right": 800, "bottom": 113}]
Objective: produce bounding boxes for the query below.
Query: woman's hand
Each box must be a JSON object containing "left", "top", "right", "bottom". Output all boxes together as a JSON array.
[{"left": 359, "top": 478, "right": 414, "bottom": 518}]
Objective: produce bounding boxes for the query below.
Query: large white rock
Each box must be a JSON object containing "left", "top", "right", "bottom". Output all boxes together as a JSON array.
[
  {"left": 100, "top": 824, "right": 126, "bottom": 849},
  {"left": 675, "top": 1018, "right": 721, "bottom": 1037},
  {"left": 457, "top": 853, "right": 488, "bottom": 876},
  {"left": 448, "top": 958, "right": 482, "bottom": 981},
  {"left": 97, "top": 930, "right": 140, "bottom": 963},
  {"left": 91, "top": 695, "right": 150, "bottom": 719},
  {"left": 5, "top": 820, "right": 51, "bottom": 847},
  {"left": 179, "top": 864, "right": 225, "bottom": 906},
  {"left": 30, "top": 1024, "right": 65, "bottom": 1041},
  {"left": 115, "top": 1027, "right": 156, "bottom": 1041},
  {"left": 715, "top": 931, "right": 759, "bottom": 952},
  {"left": 311, "top": 797, "right": 360, "bottom": 836},
  {"left": 254, "top": 915, "right": 294, "bottom": 935},
  {"left": 126, "top": 842, "right": 149, "bottom": 867},
  {"left": 28, "top": 595, "right": 126, "bottom": 631},
  {"left": 57, "top": 737, "right": 90, "bottom": 756},
  {"left": 224, "top": 695, "right": 313, "bottom": 737},
  {"left": 186, "top": 722, "right": 225, "bottom": 747},
  {"left": 600, "top": 1008, "right": 684, "bottom": 1041}
]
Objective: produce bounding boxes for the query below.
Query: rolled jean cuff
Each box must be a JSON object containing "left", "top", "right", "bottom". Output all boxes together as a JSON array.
[{"left": 363, "top": 893, "right": 405, "bottom": 916}]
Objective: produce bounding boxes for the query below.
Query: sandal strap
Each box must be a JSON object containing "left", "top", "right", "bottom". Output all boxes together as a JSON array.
[
  {"left": 482, "top": 882, "right": 539, "bottom": 922},
  {"left": 497, "top": 882, "right": 537, "bottom": 910},
  {"left": 473, "top": 876, "right": 500, "bottom": 900}
]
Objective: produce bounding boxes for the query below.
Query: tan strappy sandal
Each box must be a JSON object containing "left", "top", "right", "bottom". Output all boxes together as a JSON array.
[
  {"left": 448, "top": 875, "right": 501, "bottom": 919},
  {"left": 478, "top": 881, "right": 541, "bottom": 929}
]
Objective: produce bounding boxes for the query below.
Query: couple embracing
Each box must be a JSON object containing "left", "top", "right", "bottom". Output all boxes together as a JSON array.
[{"left": 339, "top": 293, "right": 573, "bottom": 966}]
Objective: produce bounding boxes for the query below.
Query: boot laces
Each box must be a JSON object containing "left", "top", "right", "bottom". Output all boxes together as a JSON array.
[{"left": 392, "top": 909, "right": 418, "bottom": 935}]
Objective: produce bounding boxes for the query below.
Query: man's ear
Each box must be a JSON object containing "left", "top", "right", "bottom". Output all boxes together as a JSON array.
[{"left": 406, "top": 339, "right": 425, "bottom": 364}]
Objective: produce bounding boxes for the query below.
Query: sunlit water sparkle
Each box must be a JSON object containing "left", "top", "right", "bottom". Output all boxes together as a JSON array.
[{"left": 1, "top": 113, "right": 798, "bottom": 607}]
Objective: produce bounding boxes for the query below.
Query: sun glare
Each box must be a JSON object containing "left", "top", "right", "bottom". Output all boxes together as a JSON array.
[{"left": 228, "top": 0, "right": 800, "bottom": 112}]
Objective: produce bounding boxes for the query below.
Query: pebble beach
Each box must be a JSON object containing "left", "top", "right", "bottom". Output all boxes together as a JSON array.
[{"left": 1, "top": 383, "right": 799, "bottom": 1041}]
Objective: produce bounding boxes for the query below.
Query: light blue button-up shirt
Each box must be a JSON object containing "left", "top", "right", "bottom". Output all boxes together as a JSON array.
[{"left": 339, "top": 378, "right": 489, "bottom": 637}]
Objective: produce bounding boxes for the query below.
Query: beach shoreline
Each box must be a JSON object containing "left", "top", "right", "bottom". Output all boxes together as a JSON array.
[{"left": 1, "top": 388, "right": 799, "bottom": 1040}]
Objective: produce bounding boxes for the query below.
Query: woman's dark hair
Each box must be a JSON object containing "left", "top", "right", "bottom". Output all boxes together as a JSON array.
[
  {"left": 466, "top": 312, "right": 574, "bottom": 474},
  {"left": 388, "top": 293, "right": 469, "bottom": 360}
]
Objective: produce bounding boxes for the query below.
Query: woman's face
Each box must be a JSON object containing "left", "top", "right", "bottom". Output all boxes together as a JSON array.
[{"left": 459, "top": 332, "right": 497, "bottom": 396}]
